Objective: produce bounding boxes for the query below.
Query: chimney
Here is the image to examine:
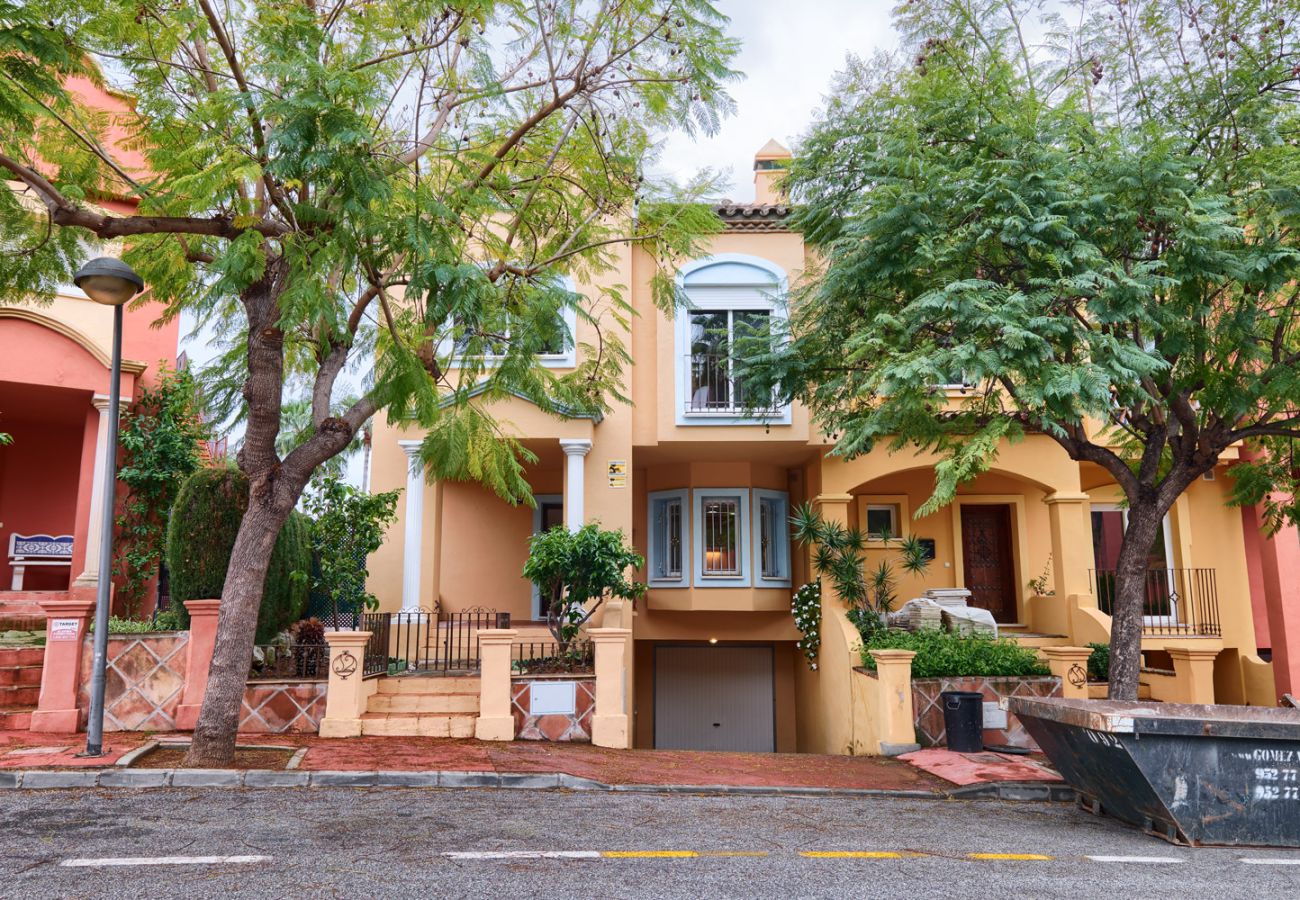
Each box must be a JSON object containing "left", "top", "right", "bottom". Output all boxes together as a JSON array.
[{"left": 753, "top": 138, "right": 792, "bottom": 205}]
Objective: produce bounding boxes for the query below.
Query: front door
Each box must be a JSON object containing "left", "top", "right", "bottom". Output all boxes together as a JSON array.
[
  {"left": 960, "top": 504, "right": 1016, "bottom": 622},
  {"left": 531, "top": 497, "right": 565, "bottom": 619}
]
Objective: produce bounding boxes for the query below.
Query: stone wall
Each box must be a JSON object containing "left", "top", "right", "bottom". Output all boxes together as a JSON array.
[
  {"left": 75, "top": 633, "right": 325, "bottom": 734},
  {"left": 510, "top": 675, "right": 595, "bottom": 741},
  {"left": 912, "top": 675, "right": 1061, "bottom": 749}
]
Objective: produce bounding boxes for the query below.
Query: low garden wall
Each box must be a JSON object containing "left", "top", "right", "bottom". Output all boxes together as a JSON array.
[
  {"left": 912, "top": 675, "right": 1061, "bottom": 749},
  {"left": 74, "top": 632, "right": 326, "bottom": 734},
  {"left": 510, "top": 674, "right": 595, "bottom": 742}
]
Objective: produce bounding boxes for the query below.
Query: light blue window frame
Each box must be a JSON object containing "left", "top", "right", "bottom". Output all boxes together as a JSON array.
[
  {"left": 647, "top": 489, "right": 690, "bottom": 588},
  {"left": 752, "top": 489, "right": 791, "bottom": 587},
  {"left": 691, "top": 488, "right": 751, "bottom": 588}
]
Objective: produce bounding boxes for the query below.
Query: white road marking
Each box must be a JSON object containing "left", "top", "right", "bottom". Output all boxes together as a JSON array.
[
  {"left": 60, "top": 856, "right": 271, "bottom": 868},
  {"left": 443, "top": 851, "right": 602, "bottom": 860},
  {"left": 1085, "top": 855, "right": 1182, "bottom": 864},
  {"left": 1240, "top": 858, "right": 1300, "bottom": 866}
]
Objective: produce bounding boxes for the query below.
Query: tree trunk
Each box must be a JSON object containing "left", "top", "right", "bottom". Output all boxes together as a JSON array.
[
  {"left": 184, "top": 494, "right": 294, "bottom": 765},
  {"left": 1106, "top": 501, "right": 1166, "bottom": 701}
]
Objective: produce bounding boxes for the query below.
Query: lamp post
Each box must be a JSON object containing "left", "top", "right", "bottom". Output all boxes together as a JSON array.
[{"left": 74, "top": 257, "right": 143, "bottom": 757}]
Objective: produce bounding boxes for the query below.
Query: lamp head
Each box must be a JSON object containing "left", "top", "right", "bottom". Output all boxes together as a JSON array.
[{"left": 73, "top": 257, "right": 144, "bottom": 307}]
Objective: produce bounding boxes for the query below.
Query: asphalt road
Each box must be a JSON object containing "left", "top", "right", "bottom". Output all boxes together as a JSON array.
[{"left": 1, "top": 787, "right": 1297, "bottom": 899}]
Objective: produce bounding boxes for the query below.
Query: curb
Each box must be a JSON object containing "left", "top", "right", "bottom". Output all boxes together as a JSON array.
[{"left": 0, "top": 768, "right": 1073, "bottom": 802}]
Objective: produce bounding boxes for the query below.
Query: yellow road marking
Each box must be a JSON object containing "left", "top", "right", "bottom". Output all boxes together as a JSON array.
[
  {"left": 800, "top": 851, "right": 921, "bottom": 859},
  {"left": 602, "top": 851, "right": 699, "bottom": 858},
  {"left": 968, "top": 853, "right": 1054, "bottom": 861}
]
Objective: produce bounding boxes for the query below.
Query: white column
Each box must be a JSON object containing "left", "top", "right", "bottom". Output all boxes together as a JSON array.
[
  {"left": 73, "top": 394, "right": 125, "bottom": 587},
  {"left": 398, "top": 440, "right": 425, "bottom": 614},
  {"left": 559, "top": 439, "right": 592, "bottom": 532}
]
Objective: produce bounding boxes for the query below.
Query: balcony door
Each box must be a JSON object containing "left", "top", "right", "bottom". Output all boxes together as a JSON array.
[{"left": 1090, "top": 505, "right": 1177, "bottom": 627}]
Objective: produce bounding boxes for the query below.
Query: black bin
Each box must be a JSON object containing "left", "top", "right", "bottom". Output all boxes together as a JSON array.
[{"left": 941, "top": 691, "right": 984, "bottom": 752}]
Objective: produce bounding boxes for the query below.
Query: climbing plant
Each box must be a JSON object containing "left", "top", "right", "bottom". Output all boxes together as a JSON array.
[
  {"left": 791, "top": 581, "right": 821, "bottom": 669},
  {"left": 113, "top": 366, "right": 208, "bottom": 618}
]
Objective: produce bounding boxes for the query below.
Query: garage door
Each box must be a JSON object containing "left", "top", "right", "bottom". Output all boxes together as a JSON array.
[{"left": 654, "top": 646, "right": 775, "bottom": 752}]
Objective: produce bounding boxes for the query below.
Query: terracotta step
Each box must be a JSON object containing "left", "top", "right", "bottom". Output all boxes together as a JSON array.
[
  {"left": 0, "top": 685, "right": 39, "bottom": 706},
  {"left": 367, "top": 692, "right": 480, "bottom": 715},
  {"left": 0, "top": 665, "right": 42, "bottom": 686},
  {"left": 377, "top": 675, "right": 481, "bottom": 695},
  {"left": 0, "top": 708, "right": 33, "bottom": 729},
  {"left": 359, "top": 712, "right": 476, "bottom": 738},
  {"left": 0, "top": 648, "right": 45, "bottom": 667}
]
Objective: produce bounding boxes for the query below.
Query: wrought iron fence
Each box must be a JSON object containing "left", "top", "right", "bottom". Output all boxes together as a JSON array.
[
  {"left": 248, "top": 642, "right": 330, "bottom": 681},
  {"left": 1091, "top": 568, "right": 1220, "bottom": 636},
  {"left": 511, "top": 639, "right": 594, "bottom": 675},
  {"left": 684, "top": 353, "right": 777, "bottom": 414},
  {"left": 361, "top": 607, "right": 504, "bottom": 678}
]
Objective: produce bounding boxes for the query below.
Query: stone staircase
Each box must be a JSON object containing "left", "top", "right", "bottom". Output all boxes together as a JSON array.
[
  {"left": 999, "top": 623, "right": 1070, "bottom": 649},
  {"left": 359, "top": 674, "right": 480, "bottom": 737},
  {"left": 0, "top": 646, "right": 43, "bottom": 729}
]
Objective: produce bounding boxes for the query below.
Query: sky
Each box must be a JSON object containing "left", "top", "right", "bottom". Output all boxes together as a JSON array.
[
  {"left": 178, "top": 0, "right": 903, "bottom": 482},
  {"left": 656, "top": 0, "right": 899, "bottom": 201}
]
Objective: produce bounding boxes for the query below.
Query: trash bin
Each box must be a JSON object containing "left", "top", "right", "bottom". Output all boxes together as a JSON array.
[{"left": 941, "top": 690, "right": 984, "bottom": 752}]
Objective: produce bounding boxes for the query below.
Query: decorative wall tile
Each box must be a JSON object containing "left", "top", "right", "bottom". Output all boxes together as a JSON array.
[
  {"left": 912, "top": 675, "right": 1061, "bottom": 750},
  {"left": 510, "top": 677, "right": 595, "bottom": 742}
]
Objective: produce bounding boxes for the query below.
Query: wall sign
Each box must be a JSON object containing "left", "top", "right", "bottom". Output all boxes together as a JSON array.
[
  {"left": 529, "top": 681, "right": 578, "bottom": 716},
  {"left": 607, "top": 460, "right": 628, "bottom": 488},
  {"left": 48, "top": 618, "right": 79, "bottom": 642}
]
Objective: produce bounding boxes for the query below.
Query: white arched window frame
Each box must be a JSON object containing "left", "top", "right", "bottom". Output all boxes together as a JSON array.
[
  {"left": 674, "top": 254, "right": 791, "bottom": 426},
  {"left": 439, "top": 273, "right": 579, "bottom": 369}
]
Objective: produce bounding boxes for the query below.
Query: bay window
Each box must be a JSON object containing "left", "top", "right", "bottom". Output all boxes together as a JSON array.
[
  {"left": 647, "top": 490, "right": 688, "bottom": 587},
  {"left": 647, "top": 488, "right": 791, "bottom": 589}
]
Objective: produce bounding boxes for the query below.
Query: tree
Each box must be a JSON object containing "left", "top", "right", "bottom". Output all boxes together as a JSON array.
[
  {"left": 748, "top": 0, "right": 1300, "bottom": 700},
  {"left": 523, "top": 524, "right": 644, "bottom": 654},
  {"left": 302, "top": 476, "right": 400, "bottom": 623},
  {"left": 1, "top": 1, "right": 736, "bottom": 763}
]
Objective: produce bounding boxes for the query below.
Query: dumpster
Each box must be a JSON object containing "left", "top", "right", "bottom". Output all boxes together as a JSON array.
[
  {"left": 940, "top": 691, "right": 984, "bottom": 752},
  {"left": 1010, "top": 697, "right": 1300, "bottom": 847}
]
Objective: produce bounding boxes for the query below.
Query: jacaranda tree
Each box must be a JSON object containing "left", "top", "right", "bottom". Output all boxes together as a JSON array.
[
  {"left": 747, "top": 0, "right": 1300, "bottom": 699},
  {"left": 0, "top": 0, "right": 737, "bottom": 763}
]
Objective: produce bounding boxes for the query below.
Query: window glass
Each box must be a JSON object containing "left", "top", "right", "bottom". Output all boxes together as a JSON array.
[
  {"left": 687, "top": 310, "right": 771, "bottom": 412},
  {"left": 865, "top": 505, "right": 897, "bottom": 540},
  {"left": 701, "top": 496, "right": 741, "bottom": 575},
  {"left": 653, "top": 496, "right": 683, "bottom": 580},
  {"left": 758, "top": 493, "right": 788, "bottom": 580}
]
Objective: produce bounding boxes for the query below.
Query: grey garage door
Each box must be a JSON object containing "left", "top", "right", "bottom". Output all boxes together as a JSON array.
[{"left": 654, "top": 645, "right": 775, "bottom": 752}]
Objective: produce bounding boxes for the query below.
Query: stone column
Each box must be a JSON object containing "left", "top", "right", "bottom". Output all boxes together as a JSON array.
[
  {"left": 1042, "top": 646, "right": 1094, "bottom": 701},
  {"left": 175, "top": 599, "right": 221, "bottom": 730},
  {"left": 72, "top": 394, "right": 127, "bottom": 587},
  {"left": 474, "top": 629, "right": 518, "bottom": 741},
  {"left": 398, "top": 440, "right": 425, "bottom": 614},
  {"left": 1168, "top": 647, "right": 1219, "bottom": 704},
  {"left": 589, "top": 627, "right": 631, "bottom": 749},
  {"left": 1043, "top": 492, "right": 1096, "bottom": 637},
  {"left": 559, "top": 439, "right": 592, "bottom": 532},
  {"left": 30, "top": 595, "right": 97, "bottom": 732},
  {"left": 318, "top": 630, "right": 373, "bottom": 738},
  {"left": 869, "top": 648, "right": 919, "bottom": 756}
]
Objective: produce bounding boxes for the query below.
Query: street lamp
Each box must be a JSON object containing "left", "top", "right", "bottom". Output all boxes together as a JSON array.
[{"left": 73, "top": 257, "right": 143, "bottom": 757}]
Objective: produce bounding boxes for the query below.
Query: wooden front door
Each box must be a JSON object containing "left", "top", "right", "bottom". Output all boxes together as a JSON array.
[{"left": 960, "top": 504, "right": 1016, "bottom": 622}]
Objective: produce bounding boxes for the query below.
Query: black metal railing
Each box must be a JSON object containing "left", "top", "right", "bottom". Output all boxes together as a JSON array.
[
  {"left": 1092, "top": 568, "right": 1221, "bottom": 636},
  {"left": 361, "top": 608, "right": 503, "bottom": 678},
  {"left": 685, "top": 353, "right": 777, "bottom": 414},
  {"left": 511, "top": 639, "right": 594, "bottom": 675},
  {"left": 248, "top": 642, "right": 330, "bottom": 681}
]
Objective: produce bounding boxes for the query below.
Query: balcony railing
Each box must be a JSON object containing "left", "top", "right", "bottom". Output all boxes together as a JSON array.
[
  {"left": 1091, "top": 568, "right": 1221, "bottom": 636},
  {"left": 685, "top": 353, "right": 778, "bottom": 415}
]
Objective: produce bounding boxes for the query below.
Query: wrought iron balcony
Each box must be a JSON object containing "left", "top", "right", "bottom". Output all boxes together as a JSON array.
[
  {"left": 684, "top": 353, "right": 778, "bottom": 415},
  {"left": 1091, "top": 568, "right": 1221, "bottom": 636}
]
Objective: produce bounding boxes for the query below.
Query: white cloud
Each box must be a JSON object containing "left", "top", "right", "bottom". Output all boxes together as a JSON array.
[{"left": 655, "top": 0, "right": 899, "bottom": 201}]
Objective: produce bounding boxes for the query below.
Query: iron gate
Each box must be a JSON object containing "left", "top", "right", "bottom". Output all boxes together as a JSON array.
[{"left": 361, "top": 607, "right": 504, "bottom": 678}]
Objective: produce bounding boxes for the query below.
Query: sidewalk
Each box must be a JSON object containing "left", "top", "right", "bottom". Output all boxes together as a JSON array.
[{"left": 0, "top": 728, "right": 1062, "bottom": 795}]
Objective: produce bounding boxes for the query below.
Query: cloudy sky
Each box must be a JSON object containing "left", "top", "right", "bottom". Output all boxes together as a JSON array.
[{"left": 656, "top": 0, "right": 900, "bottom": 201}]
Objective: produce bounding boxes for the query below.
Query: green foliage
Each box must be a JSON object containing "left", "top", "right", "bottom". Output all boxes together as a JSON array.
[
  {"left": 523, "top": 524, "right": 645, "bottom": 649},
  {"left": 165, "top": 466, "right": 310, "bottom": 642},
  {"left": 113, "top": 366, "right": 209, "bottom": 617},
  {"left": 1087, "top": 643, "right": 1111, "bottom": 683},
  {"left": 792, "top": 502, "right": 931, "bottom": 626},
  {"left": 860, "top": 629, "right": 1050, "bottom": 678},
  {"left": 791, "top": 581, "right": 821, "bottom": 669},
  {"left": 93, "top": 615, "right": 179, "bottom": 634},
  {"left": 303, "top": 476, "right": 400, "bottom": 616},
  {"left": 1027, "top": 555, "right": 1055, "bottom": 597}
]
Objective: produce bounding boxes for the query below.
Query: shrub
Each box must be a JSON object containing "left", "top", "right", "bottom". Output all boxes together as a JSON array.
[
  {"left": 165, "top": 465, "right": 310, "bottom": 642},
  {"left": 860, "top": 628, "right": 1050, "bottom": 678},
  {"left": 523, "top": 524, "right": 644, "bottom": 652},
  {"left": 1087, "top": 642, "right": 1110, "bottom": 682}
]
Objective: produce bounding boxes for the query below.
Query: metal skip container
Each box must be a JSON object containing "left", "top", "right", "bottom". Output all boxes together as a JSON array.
[{"left": 1010, "top": 697, "right": 1300, "bottom": 847}]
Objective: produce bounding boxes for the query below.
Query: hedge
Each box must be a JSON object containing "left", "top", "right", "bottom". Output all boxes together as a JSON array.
[
  {"left": 859, "top": 628, "right": 1050, "bottom": 678},
  {"left": 165, "top": 465, "right": 310, "bottom": 643}
]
